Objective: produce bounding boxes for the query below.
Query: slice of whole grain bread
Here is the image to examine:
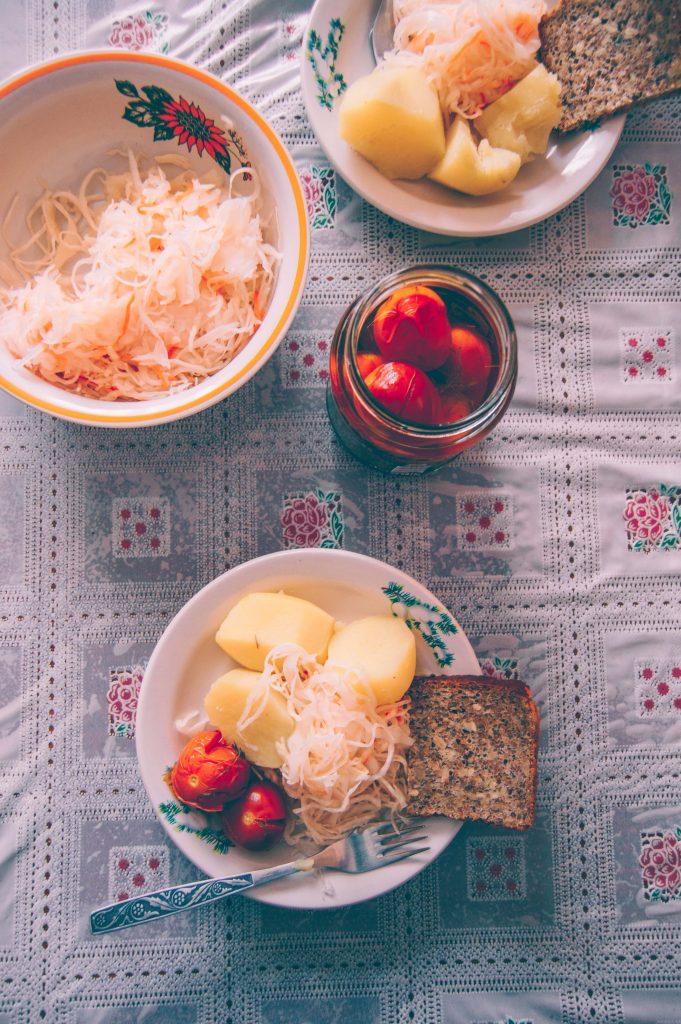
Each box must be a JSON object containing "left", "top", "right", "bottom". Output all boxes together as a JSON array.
[
  {"left": 539, "top": 0, "right": 681, "bottom": 132},
  {"left": 407, "top": 675, "right": 539, "bottom": 830}
]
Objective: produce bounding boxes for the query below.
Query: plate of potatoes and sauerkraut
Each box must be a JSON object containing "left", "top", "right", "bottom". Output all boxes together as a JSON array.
[
  {"left": 301, "top": 0, "right": 625, "bottom": 236},
  {"left": 135, "top": 549, "right": 480, "bottom": 909}
]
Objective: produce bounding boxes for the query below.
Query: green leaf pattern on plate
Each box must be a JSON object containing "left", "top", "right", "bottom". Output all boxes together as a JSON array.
[
  {"left": 306, "top": 18, "right": 347, "bottom": 111},
  {"left": 159, "top": 799, "right": 233, "bottom": 856},
  {"left": 382, "top": 581, "right": 458, "bottom": 669}
]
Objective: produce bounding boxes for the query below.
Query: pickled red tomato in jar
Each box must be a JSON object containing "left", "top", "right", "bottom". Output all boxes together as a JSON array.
[{"left": 357, "top": 282, "right": 499, "bottom": 427}]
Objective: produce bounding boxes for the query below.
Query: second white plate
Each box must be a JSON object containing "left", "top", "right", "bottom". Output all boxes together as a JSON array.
[
  {"left": 301, "top": 0, "right": 625, "bottom": 237},
  {"left": 136, "top": 549, "right": 480, "bottom": 910}
]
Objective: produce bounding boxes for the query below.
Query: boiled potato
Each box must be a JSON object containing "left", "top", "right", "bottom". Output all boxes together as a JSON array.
[
  {"left": 205, "top": 668, "right": 294, "bottom": 769},
  {"left": 215, "top": 591, "right": 335, "bottom": 670},
  {"left": 428, "top": 115, "right": 521, "bottom": 195},
  {"left": 476, "top": 64, "right": 562, "bottom": 164},
  {"left": 339, "top": 65, "right": 445, "bottom": 179},
  {"left": 327, "top": 614, "right": 416, "bottom": 706}
]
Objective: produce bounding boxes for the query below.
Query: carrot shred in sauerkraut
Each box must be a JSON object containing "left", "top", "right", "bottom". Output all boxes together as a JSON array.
[
  {"left": 388, "top": 0, "right": 544, "bottom": 119},
  {"left": 0, "top": 153, "right": 279, "bottom": 400},
  {"left": 237, "top": 644, "right": 412, "bottom": 847}
]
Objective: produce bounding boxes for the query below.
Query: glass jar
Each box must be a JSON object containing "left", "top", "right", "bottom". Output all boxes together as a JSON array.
[{"left": 327, "top": 265, "right": 518, "bottom": 475}]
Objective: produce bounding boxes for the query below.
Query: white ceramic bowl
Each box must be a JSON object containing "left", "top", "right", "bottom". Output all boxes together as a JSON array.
[
  {"left": 0, "top": 53, "right": 309, "bottom": 425},
  {"left": 301, "top": 0, "right": 626, "bottom": 237},
  {"left": 136, "top": 549, "right": 480, "bottom": 910}
]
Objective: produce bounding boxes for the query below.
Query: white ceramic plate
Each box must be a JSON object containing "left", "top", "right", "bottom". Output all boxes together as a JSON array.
[
  {"left": 301, "top": 0, "right": 625, "bottom": 237},
  {"left": 0, "top": 53, "right": 308, "bottom": 426},
  {"left": 136, "top": 549, "right": 479, "bottom": 909}
]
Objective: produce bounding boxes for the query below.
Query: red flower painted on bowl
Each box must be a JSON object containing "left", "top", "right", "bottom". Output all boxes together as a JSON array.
[
  {"left": 610, "top": 166, "right": 656, "bottom": 223},
  {"left": 158, "top": 97, "right": 229, "bottom": 160},
  {"left": 640, "top": 831, "right": 681, "bottom": 898},
  {"left": 281, "top": 494, "right": 328, "bottom": 547},
  {"left": 623, "top": 489, "right": 670, "bottom": 544}
]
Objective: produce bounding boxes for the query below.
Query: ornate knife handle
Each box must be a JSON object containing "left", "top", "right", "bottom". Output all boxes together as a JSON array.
[{"left": 90, "top": 874, "right": 254, "bottom": 934}]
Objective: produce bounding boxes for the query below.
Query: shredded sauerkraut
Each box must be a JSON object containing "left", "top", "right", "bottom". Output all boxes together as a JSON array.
[
  {"left": 388, "top": 0, "right": 544, "bottom": 119},
  {"left": 0, "top": 152, "right": 279, "bottom": 400},
  {"left": 237, "top": 643, "right": 412, "bottom": 847}
]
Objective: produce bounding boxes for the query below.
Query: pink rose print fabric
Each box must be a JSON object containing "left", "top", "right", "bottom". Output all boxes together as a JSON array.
[
  {"left": 623, "top": 486, "right": 680, "bottom": 553},
  {"left": 640, "top": 829, "right": 681, "bottom": 903},
  {"left": 610, "top": 163, "right": 672, "bottom": 228},
  {"left": 109, "top": 11, "right": 169, "bottom": 54},
  {"left": 480, "top": 656, "right": 519, "bottom": 681},
  {"left": 281, "top": 489, "right": 343, "bottom": 549},
  {"left": 299, "top": 165, "right": 337, "bottom": 229},
  {"left": 107, "top": 663, "right": 145, "bottom": 738}
]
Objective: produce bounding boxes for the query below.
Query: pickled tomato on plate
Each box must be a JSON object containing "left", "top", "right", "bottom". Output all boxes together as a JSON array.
[
  {"left": 169, "top": 730, "right": 250, "bottom": 812},
  {"left": 221, "top": 780, "right": 287, "bottom": 850}
]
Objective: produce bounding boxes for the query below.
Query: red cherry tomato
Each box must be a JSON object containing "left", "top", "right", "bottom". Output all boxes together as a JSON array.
[
  {"left": 221, "top": 780, "right": 287, "bottom": 850},
  {"left": 372, "top": 285, "right": 450, "bottom": 370},
  {"left": 446, "top": 325, "right": 493, "bottom": 393},
  {"left": 170, "top": 731, "right": 250, "bottom": 812},
  {"left": 365, "top": 361, "right": 442, "bottom": 425},
  {"left": 356, "top": 352, "right": 385, "bottom": 380},
  {"left": 438, "top": 391, "right": 474, "bottom": 425}
]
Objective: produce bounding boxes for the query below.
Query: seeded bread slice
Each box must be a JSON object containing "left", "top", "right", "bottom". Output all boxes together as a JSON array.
[
  {"left": 407, "top": 675, "right": 539, "bottom": 830},
  {"left": 539, "top": 0, "right": 681, "bottom": 133}
]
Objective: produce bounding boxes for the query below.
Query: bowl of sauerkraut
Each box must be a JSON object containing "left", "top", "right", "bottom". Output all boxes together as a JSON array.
[
  {"left": 136, "top": 549, "right": 480, "bottom": 910},
  {"left": 0, "top": 53, "right": 309, "bottom": 425}
]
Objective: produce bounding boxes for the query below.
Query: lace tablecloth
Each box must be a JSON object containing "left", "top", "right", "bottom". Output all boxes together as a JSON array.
[{"left": 1, "top": 3, "right": 680, "bottom": 1022}]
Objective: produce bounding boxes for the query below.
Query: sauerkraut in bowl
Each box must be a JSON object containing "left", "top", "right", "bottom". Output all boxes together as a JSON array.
[{"left": 0, "top": 53, "right": 308, "bottom": 425}]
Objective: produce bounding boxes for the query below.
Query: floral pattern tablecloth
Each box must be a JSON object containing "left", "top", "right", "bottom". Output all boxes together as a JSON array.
[{"left": 0, "top": 2, "right": 680, "bottom": 1022}]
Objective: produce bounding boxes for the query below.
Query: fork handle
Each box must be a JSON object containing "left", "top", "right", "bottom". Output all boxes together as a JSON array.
[{"left": 90, "top": 862, "right": 303, "bottom": 935}]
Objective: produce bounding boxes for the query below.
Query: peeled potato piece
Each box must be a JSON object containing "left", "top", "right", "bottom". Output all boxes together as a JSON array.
[
  {"left": 428, "top": 115, "right": 521, "bottom": 195},
  {"left": 476, "top": 64, "right": 562, "bottom": 164},
  {"left": 205, "top": 668, "right": 294, "bottom": 769},
  {"left": 215, "top": 591, "right": 335, "bottom": 671},
  {"left": 327, "top": 614, "right": 416, "bottom": 706},
  {"left": 339, "top": 65, "right": 445, "bottom": 180}
]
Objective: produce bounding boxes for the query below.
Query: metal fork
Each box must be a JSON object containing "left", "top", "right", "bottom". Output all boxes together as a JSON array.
[
  {"left": 90, "top": 820, "right": 429, "bottom": 934},
  {"left": 370, "top": 0, "right": 395, "bottom": 64}
]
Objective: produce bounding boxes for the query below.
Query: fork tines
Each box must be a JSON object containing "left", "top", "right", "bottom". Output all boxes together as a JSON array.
[
  {"left": 374, "top": 817, "right": 422, "bottom": 836},
  {"left": 378, "top": 823, "right": 425, "bottom": 842},
  {"left": 381, "top": 846, "right": 431, "bottom": 865},
  {"left": 379, "top": 833, "right": 429, "bottom": 854},
  {"left": 371, "top": 818, "right": 430, "bottom": 863}
]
